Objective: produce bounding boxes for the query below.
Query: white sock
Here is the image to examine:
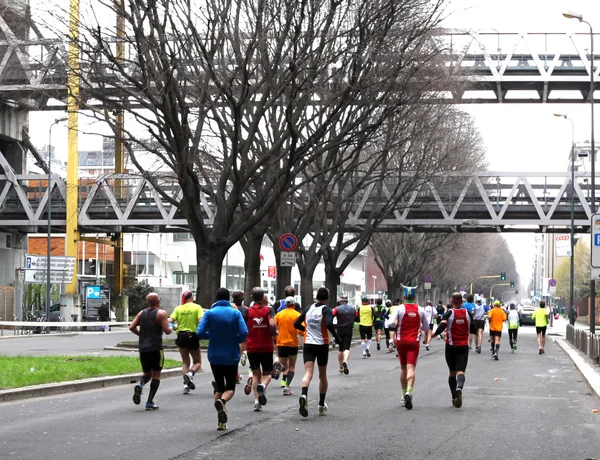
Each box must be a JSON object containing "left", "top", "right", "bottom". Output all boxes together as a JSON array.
[
  {"left": 255, "top": 399, "right": 259, "bottom": 404},
  {"left": 361, "top": 342, "right": 367, "bottom": 354},
  {"left": 367, "top": 339, "right": 372, "bottom": 350}
]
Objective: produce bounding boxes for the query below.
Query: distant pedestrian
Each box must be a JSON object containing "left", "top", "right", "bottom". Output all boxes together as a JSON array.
[
  {"left": 129, "top": 293, "right": 173, "bottom": 411},
  {"left": 423, "top": 301, "right": 436, "bottom": 351},
  {"left": 196, "top": 287, "right": 248, "bottom": 431},
  {"left": 432, "top": 292, "right": 472, "bottom": 408},
  {"left": 333, "top": 295, "right": 357, "bottom": 375},
  {"left": 471, "top": 299, "right": 488, "bottom": 354},
  {"left": 387, "top": 285, "right": 430, "bottom": 409},
  {"left": 294, "top": 287, "right": 340, "bottom": 417},
  {"left": 532, "top": 300, "right": 549, "bottom": 354},
  {"left": 358, "top": 298, "right": 375, "bottom": 358},
  {"left": 373, "top": 298, "right": 386, "bottom": 351},
  {"left": 168, "top": 290, "right": 204, "bottom": 394},
  {"left": 569, "top": 306, "right": 577, "bottom": 326},
  {"left": 274, "top": 296, "right": 302, "bottom": 395},
  {"left": 383, "top": 300, "right": 393, "bottom": 350},
  {"left": 507, "top": 303, "right": 520, "bottom": 353},
  {"left": 488, "top": 300, "right": 507, "bottom": 360},
  {"left": 462, "top": 294, "right": 476, "bottom": 350},
  {"left": 548, "top": 304, "right": 554, "bottom": 327},
  {"left": 436, "top": 301, "right": 446, "bottom": 340},
  {"left": 245, "top": 287, "right": 277, "bottom": 412}
]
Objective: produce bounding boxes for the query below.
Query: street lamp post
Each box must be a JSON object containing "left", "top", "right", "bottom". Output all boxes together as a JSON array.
[
  {"left": 47, "top": 117, "right": 67, "bottom": 318},
  {"left": 564, "top": 11, "right": 596, "bottom": 333},
  {"left": 554, "top": 113, "right": 576, "bottom": 320},
  {"left": 372, "top": 275, "right": 377, "bottom": 295}
]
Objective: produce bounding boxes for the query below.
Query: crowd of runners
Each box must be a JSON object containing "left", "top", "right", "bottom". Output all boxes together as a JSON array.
[{"left": 127, "top": 285, "right": 554, "bottom": 430}]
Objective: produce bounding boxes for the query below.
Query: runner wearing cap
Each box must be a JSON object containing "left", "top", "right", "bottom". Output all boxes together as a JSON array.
[
  {"left": 274, "top": 296, "right": 302, "bottom": 395},
  {"left": 168, "top": 291, "right": 204, "bottom": 394},
  {"left": 488, "top": 300, "right": 507, "bottom": 360}
]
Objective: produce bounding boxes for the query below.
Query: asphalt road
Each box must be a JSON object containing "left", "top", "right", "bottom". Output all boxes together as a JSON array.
[{"left": 1, "top": 326, "right": 599, "bottom": 460}]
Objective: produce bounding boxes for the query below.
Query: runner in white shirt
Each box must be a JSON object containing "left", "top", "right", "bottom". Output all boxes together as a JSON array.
[{"left": 423, "top": 301, "right": 436, "bottom": 351}]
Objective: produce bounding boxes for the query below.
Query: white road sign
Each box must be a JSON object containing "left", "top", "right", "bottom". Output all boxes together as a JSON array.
[
  {"left": 280, "top": 252, "right": 296, "bottom": 267},
  {"left": 25, "top": 254, "right": 75, "bottom": 284}
]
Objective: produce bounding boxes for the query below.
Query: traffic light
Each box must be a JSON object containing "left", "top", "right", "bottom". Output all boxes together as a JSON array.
[
  {"left": 515, "top": 289, "right": 519, "bottom": 294},
  {"left": 510, "top": 281, "right": 514, "bottom": 288},
  {"left": 500, "top": 272, "right": 506, "bottom": 280}
]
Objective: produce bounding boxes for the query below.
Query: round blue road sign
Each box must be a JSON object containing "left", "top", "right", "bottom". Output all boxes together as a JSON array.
[{"left": 279, "top": 233, "right": 298, "bottom": 252}]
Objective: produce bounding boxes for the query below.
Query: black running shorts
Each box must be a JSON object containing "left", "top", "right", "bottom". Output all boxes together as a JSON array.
[
  {"left": 277, "top": 346, "right": 299, "bottom": 358},
  {"left": 473, "top": 319, "right": 485, "bottom": 331},
  {"left": 336, "top": 327, "right": 353, "bottom": 352},
  {"left": 359, "top": 325, "right": 373, "bottom": 340},
  {"left": 303, "top": 343, "right": 329, "bottom": 367},
  {"left": 175, "top": 331, "right": 200, "bottom": 350},
  {"left": 489, "top": 330, "right": 502, "bottom": 338},
  {"left": 210, "top": 364, "right": 238, "bottom": 394},
  {"left": 139, "top": 350, "right": 164, "bottom": 373},
  {"left": 248, "top": 351, "right": 274, "bottom": 372},
  {"left": 445, "top": 345, "right": 469, "bottom": 372},
  {"left": 536, "top": 326, "right": 547, "bottom": 336}
]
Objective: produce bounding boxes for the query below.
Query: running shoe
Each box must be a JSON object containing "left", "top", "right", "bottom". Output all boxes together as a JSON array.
[
  {"left": 377, "top": 342, "right": 381, "bottom": 351},
  {"left": 366, "top": 349, "right": 371, "bottom": 358},
  {"left": 511, "top": 349, "right": 514, "bottom": 354},
  {"left": 362, "top": 353, "right": 367, "bottom": 359},
  {"left": 494, "top": 353, "right": 499, "bottom": 361},
  {"left": 339, "top": 366, "right": 344, "bottom": 373},
  {"left": 133, "top": 384, "right": 143, "bottom": 405},
  {"left": 283, "top": 387, "right": 293, "bottom": 396},
  {"left": 342, "top": 362, "right": 349, "bottom": 375},
  {"left": 476, "top": 346, "right": 481, "bottom": 354},
  {"left": 217, "top": 422, "right": 227, "bottom": 431},
  {"left": 238, "top": 374, "right": 243, "bottom": 384},
  {"left": 257, "top": 383, "right": 268, "bottom": 406},
  {"left": 240, "top": 352, "right": 247, "bottom": 367},
  {"left": 317, "top": 404, "right": 328, "bottom": 416},
  {"left": 253, "top": 402, "right": 262, "bottom": 412},
  {"left": 404, "top": 392, "right": 413, "bottom": 410},
  {"left": 425, "top": 345, "right": 430, "bottom": 351},
  {"left": 183, "top": 373, "right": 195, "bottom": 390},
  {"left": 299, "top": 395, "right": 308, "bottom": 417},
  {"left": 541, "top": 348, "right": 545, "bottom": 354},
  {"left": 183, "top": 385, "right": 190, "bottom": 395},
  {"left": 453, "top": 388, "right": 462, "bottom": 408},
  {"left": 244, "top": 376, "right": 253, "bottom": 395},
  {"left": 271, "top": 361, "right": 282, "bottom": 380},
  {"left": 400, "top": 397, "right": 405, "bottom": 406},
  {"left": 214, "top": 399, "right": 228, "bottom": 424},
  {"left": 145, "top": 402, "right": 159, "bottom": 411}
]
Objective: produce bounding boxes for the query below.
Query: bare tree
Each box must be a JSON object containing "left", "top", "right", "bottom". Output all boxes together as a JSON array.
[{"left": 46, "top": 0, "right": 453, "bottom": 306}]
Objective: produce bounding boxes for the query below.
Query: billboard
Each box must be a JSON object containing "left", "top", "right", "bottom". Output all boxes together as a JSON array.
[{"left": 555, "top": 234, "right": 571, "bottom": 257}]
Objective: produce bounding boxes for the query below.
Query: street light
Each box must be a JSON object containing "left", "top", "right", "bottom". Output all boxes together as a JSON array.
[
  {"left": 564, "top": 12, "right": 596, "bottom": 333},
  {"left": 372, "top": 275, "right": 377, "bottom": 295},
  {"left": 47, "top": 117, "right": 68, "bottom": 318},
  {"left": 554, "top": 113, "right": 576, "bottom": 320}
]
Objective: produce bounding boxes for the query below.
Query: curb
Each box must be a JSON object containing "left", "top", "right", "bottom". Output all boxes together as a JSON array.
[
  {"left": 0, "top": 367, "right": 183, "bottom": 403},
  {"left": 552, "top": 336, "right": 600, "bottom": 399}
]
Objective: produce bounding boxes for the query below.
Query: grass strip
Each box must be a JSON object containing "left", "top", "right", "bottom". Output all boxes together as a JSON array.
[{"left": 0, "top": 355, "right": 180, "bottom": 390}]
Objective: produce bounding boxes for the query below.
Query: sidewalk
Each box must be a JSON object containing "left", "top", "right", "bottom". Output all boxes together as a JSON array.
[{"left": 549, "top": 317, "right": 600, "bottom": 399}]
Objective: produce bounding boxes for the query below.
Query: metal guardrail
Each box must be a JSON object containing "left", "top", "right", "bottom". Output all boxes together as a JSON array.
[{"left": 566, "top": 324, "right": 600, "bottom": 365}]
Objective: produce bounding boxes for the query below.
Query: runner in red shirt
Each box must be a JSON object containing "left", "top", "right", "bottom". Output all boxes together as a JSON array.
[
  {"left": 387, "top": 285, "right": 430, "bottom": 410},
  {"left": 432, "top": 292, "right": 473, "bottom": 409},
  {"left": 245, "top": 287, "right": 277, "bottom": 412}
]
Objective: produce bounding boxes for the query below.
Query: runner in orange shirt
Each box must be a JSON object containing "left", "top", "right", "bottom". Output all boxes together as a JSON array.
[
  {"left": 274, "top": 297, "right": 302, "bottom": 395},
  {"left": 488, "top": 300, "right": 507, "bottom": 360}
]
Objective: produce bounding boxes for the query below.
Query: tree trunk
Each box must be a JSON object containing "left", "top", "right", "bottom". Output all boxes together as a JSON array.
[
  {"left": 323, "top": 250, "right": 342, "bottom": 309},
  {"left": 240, "top": 232, "right": 264, "bottom": 304},
  {"left": 273, "top": 245, "right": 292, "bottom": 300},
  {"left": 194, "top": 243, "right": 227, "bottom": 309},
  {"left": 297, "top": 255, "right": 320, "bottom": 311}
]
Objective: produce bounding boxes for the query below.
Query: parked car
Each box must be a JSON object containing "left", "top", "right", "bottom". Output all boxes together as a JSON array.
[{"left": 519, "top": 305, "right": 536, "bottom": 325}]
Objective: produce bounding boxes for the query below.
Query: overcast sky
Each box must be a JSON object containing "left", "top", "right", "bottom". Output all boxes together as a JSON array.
[{"left": 28, "top": 0, "right": 600, "bottom": 288}]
